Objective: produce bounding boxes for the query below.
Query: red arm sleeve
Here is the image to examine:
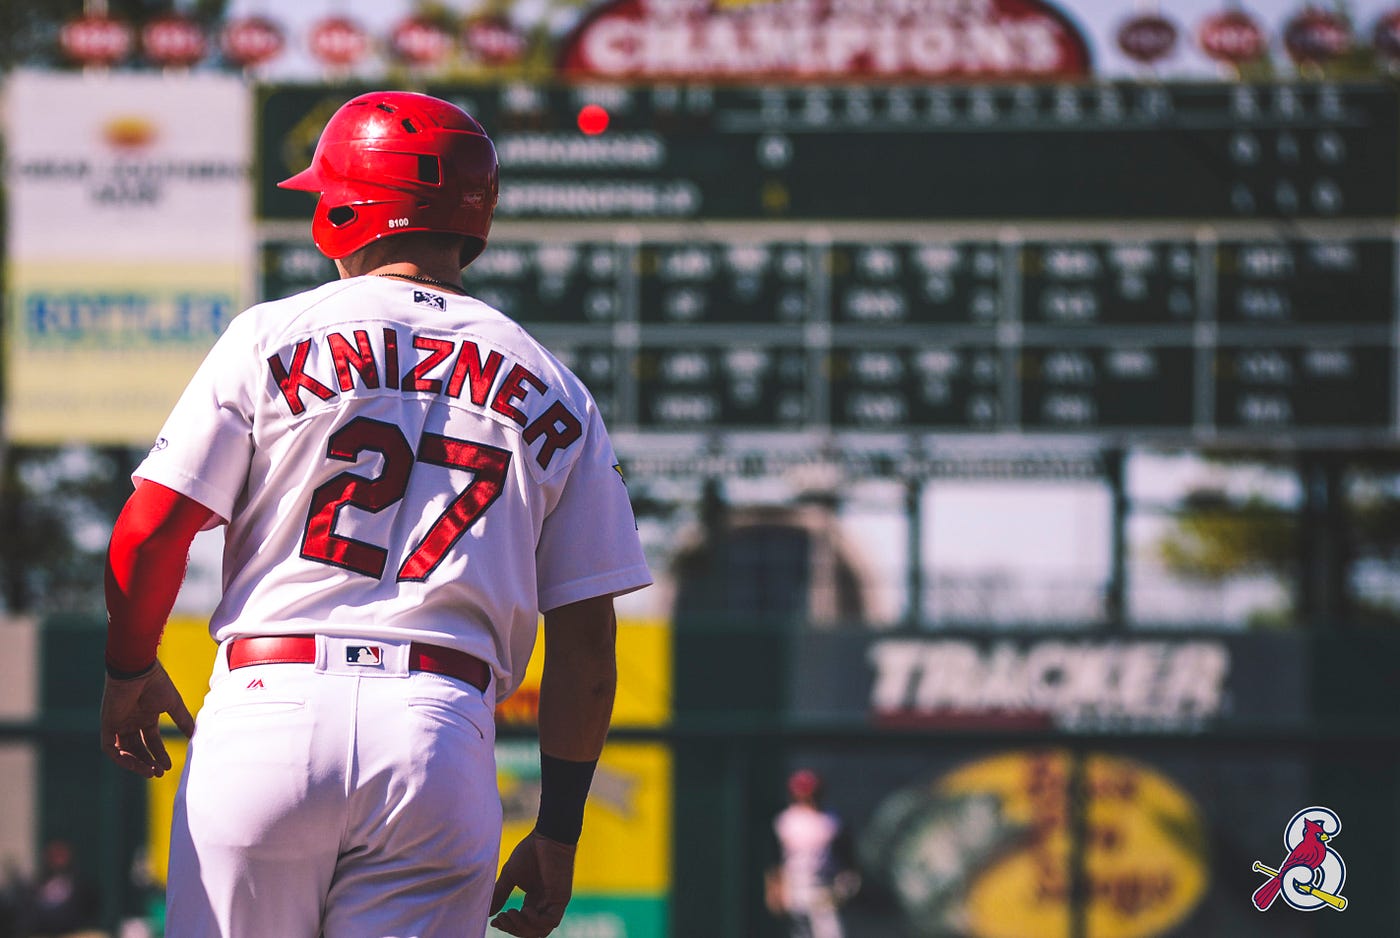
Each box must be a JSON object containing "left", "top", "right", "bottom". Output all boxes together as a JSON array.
[{"left": 104, "top": 480, "right": 216, "bottom": 675}]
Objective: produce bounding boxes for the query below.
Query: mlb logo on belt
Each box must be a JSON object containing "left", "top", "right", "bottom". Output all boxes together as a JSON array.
[{"left": 346, "top": 645, "right": 383, "bottom": 666}]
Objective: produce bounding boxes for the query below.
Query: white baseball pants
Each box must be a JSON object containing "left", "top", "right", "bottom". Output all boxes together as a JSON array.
[{"left": 166, "top": 637, "right": 501, "bottom": 938}]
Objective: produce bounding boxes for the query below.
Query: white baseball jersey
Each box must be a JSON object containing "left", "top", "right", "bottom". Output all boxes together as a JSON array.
[
  {"left": 135, "top": 275, "right": 651, "bottom": 699},
  {"left": 775, "top": 804, "right": 844, "bottom": 900},
  {"left": 774, "top": 804, "right": 848, "bottom": 938}
]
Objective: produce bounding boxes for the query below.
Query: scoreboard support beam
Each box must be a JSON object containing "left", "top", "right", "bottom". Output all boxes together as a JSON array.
[
  {"left": 1105, "top": 449, "right": 1128, "bottom": 631},
  {"left": 904, "top": 476, "right": 924, "bottom": 628},
  {"left": 1299, "top": 452, "right": 1351, "bottom": 630}
]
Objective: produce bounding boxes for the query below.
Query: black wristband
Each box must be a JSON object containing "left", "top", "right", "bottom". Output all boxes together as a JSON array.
[
  {"left": 105, "top": 659, "right": 157, "bottom": 681},
  {"left": 536, "top": 754, "right": 598, "bottom": 845}
]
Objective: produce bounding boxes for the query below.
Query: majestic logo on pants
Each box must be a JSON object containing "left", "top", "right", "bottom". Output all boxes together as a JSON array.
[{"left": 346, "top": 646, "right": 383, "bottom": 666}]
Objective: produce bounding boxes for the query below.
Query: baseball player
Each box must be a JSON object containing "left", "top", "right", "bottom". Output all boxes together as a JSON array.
[
  {"left": 765, "top": 770, "right": 860, "bottom": 938},
  {"left": 98, "top": 91, "right": 651, "bottom": 938}
]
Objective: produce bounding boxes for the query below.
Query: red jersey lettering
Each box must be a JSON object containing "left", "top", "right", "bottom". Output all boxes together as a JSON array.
[
  {"left": 404, "top": 336, "right": 455, "bottom": 394},
  {"left": 523, "top": 401, "right": 583, "bottom": 470},
  {"left": 384, "top": 328, "right": 400, "bottom": 390},
  {"left": 445, "top": 341, "right": 504, "bottom": 405},
  {"left": 268, "top": 340, "right": 335, "bottom": 416},
  {"left": 327, "top": 330, "right": 380, "bottom": 392},
  {"left": 491, "top": 364, "right": 546, "bottom": 426}
]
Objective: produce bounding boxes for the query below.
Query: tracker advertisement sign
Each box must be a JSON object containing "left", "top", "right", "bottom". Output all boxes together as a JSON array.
[
  {"left": 788, "top": 630, "right": 1317, "bottom": 937},
  {"left": 794, "top": 631, "right": 1306, "bottom": 732}
]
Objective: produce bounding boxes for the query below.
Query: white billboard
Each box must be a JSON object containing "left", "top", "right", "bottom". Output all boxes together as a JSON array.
[{"left": 4, "top": 70, "right": 252, "bottom": 443}]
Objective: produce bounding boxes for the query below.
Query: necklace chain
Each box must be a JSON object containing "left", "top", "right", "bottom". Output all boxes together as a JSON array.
[{"left": 372, "top": 272, "right": 465, "bottom": 294}]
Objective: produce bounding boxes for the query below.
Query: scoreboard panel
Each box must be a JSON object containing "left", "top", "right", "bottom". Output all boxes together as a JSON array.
[
  {"left": 260, "top": 230, "right": 1397, "bottom": 441},
  {"left": 257, "top": 80, "right": 1400, "bottom": 447},
  {"left": 829, "top": 345, "right": 1001, "bottom": 429},
  {"left": 1215, "top": 344, "right": 1392, "bottom": 430},
  {"left": 1020, "top": 345, "right": 1196, "bottom": 430},
  {"left": 1021, "top": 241, "right": 1197, "bottom": 326},
  {"left": 261, "top": 83, "right": 1400, "bottom": 222},
  {"left": 638, "top": 242, "right": 809, "bottom": 324},
  {"left": 831, "top": 242, "right": 1002, "bottom": 325},
  {"left": 465, "top": 241, "right": 623, "bottom": 323},
  {"left": 1215, "top": 238, "right": 1394, "bottom": 325},
  {"left": 636, "top": 345, "right": 809, "bottom": 428}
]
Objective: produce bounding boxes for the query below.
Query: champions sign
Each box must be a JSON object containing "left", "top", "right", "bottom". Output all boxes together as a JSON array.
[{"left": 557, "top": 0, "right": 1092, "bottom": 81}]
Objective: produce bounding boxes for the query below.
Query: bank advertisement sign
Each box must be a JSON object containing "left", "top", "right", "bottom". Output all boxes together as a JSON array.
[{"left": 4, "top": 71, "right": 252, "bottom": 443}]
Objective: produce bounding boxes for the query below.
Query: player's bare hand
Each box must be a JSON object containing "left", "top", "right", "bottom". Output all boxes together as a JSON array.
[
  {"left": 100, "top": 661, "right": 195, "bottom": 779},
  {"left": 488, "top": 830, "right": 577, "bottom": 937}
]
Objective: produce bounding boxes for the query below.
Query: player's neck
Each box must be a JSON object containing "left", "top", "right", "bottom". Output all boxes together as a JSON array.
[
  {"left": 335, "top": 238, "right": 467, "bottom": 292},
  {"left": 363, "top": 264, "right": 467, "bottom": 294}
]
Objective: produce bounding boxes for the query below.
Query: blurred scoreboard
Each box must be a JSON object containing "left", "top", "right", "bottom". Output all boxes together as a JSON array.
[{"left": 259, "top": 82, "right": 1400, "bottom": 443}]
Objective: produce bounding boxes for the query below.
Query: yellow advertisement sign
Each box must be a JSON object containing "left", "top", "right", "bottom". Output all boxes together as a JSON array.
[
  {"left": 497, "top": 616, "right": 670, "bottom": 729},
  {"left": 496, "top": 740, "right": 671, "bottom": 894},
  {"left": 6, "top": 262, "right": 244, "bottom": 443},
  {"left": 146, "top": 617, "right": 219, "bottom": 884},
  {"left": 862, "top": 749, "right": 1208, "bottom": 938}
]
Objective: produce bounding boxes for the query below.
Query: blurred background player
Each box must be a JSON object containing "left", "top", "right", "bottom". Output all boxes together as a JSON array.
[
  {"left": 12, "top": 840, "right": 100, "bottom": 938},
  {"left": 98, "top": 90, "right": 650, "bottom": 938},
  {"left": 765, "top": 769, "right": 860, "bottom": 938}
]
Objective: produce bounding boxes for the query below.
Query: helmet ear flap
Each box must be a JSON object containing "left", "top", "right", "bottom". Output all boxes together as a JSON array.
[
  {"left": 417, "top": 155, "right": 440, "bottom": 185},
  {"left": 326, "top": 206, "right": 357, "bottom": 227}
]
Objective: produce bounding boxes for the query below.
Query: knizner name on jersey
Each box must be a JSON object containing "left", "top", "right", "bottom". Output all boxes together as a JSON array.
[{"left": 260, "top": 286, "right": 584, "bottom": 473}]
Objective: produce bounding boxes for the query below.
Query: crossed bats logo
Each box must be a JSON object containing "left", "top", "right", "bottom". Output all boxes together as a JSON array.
[{"left": 1251, "top": 806, "right": 1347, "bottom": 912}]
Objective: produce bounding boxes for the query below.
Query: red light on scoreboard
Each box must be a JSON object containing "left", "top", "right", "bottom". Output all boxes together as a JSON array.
[{"left": 577, "top": 104, "right": 609, "bottom": 135}]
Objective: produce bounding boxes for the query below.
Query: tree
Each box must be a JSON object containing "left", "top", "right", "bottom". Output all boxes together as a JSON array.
[
  {"left": 0, "top": 446, "right": 140, "bottom": 615},
  {"left": 1158, "top": 490, "right": 1297, "bottom": 583},
  {"left": 1156, "top": 453, "right": 1400, "bottom": 626}
]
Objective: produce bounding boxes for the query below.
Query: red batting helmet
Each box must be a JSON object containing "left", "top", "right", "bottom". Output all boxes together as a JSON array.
[
  {"left": 788, "top": 769, "right": 822, "bottom": 800},
  {"left": 278, "top": 91, "right": 498, "bottom": 267}
]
